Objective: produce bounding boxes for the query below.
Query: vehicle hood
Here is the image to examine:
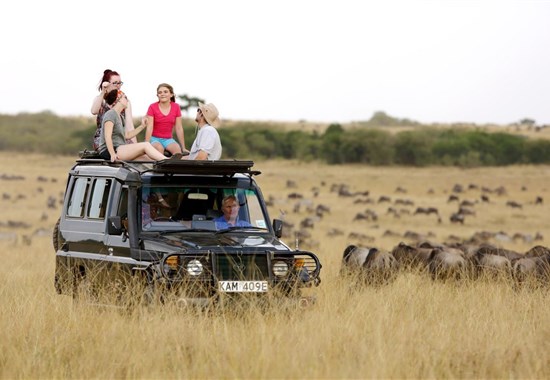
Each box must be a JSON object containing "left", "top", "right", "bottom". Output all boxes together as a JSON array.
[{"left": 141, "top": 232, "right": 290, "bottom": 253}]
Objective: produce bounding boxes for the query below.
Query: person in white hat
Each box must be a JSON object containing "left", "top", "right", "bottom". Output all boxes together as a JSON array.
[{"left": 187, "top": 102, "right": 222, "bottom": 160}]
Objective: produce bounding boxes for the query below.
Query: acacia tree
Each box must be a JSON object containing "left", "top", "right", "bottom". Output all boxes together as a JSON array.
[{"left": 177, "top": 94, "right": 205, "bottom": 117}]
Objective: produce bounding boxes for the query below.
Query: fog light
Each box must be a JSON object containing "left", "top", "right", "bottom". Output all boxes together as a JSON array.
[
  {"left": 273, "top": 260, "right": 289, "bottom": 277},
  {"left": 294, "top": 258, "right": 305, "bottom": 269},
  {"left": 165, "top": 255, "right": 179, "bottom": 270},
  {"left": 186, "top": 259, "right": 203, "bottom": 276}
]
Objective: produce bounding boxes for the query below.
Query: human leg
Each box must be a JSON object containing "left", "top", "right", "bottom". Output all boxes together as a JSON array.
[
  {"left": 165, "top": 142, "right": 182, "bottom": 156},
  {"left": 117, "top": 142, "right": 166, "bottom": 161},
  {"left": 152, "top": 142, "right": 164, "bottom": 154}
]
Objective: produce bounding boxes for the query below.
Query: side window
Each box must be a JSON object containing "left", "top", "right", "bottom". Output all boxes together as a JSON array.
[
  {"left": 67, "top": 177, "right": 90, "bottom": 218},
  {"left": 88, "top": 179, "right": 112, "bottom": 219},
  {"left": 118, "top": 188, "right": 128, "bottom": 217}
]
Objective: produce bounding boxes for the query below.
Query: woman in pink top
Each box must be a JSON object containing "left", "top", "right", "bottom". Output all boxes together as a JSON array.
[{"left": 145, "top": 83, "right": 188, "bottom": 156}]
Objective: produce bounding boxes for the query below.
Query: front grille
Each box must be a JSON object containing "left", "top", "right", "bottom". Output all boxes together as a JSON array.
[{"left": 214, "top": 253, "right": 269, "bottom": 281}]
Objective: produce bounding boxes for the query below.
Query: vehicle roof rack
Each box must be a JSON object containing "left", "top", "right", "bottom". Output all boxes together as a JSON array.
[
  {"left": 75, "top": 153, "right": 261, "bottom": 177},
  {"left": 151, "top": 159, "right": 261, "bottom": 176}
]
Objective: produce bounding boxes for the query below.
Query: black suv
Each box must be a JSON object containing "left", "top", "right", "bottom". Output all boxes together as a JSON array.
[{"left": 53, "top": 158, "right": 322, "bottom": 306}]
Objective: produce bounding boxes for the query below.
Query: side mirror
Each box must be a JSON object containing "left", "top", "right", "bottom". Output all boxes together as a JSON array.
[
  {"left": 108, "top": 216, "right": 123, "bottom": 235},
  {"left": 272, "top": 219, "right": 283, "bottom": 238}
]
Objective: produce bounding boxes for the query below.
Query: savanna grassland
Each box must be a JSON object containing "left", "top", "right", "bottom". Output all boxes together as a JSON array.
[{"left": 1, "top": 152, "right": 550, "bottom": 379}]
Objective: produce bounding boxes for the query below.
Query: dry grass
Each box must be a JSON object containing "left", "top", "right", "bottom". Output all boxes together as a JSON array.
[{"left": 1, "top": 152, "right": 550, "bottom": 379}]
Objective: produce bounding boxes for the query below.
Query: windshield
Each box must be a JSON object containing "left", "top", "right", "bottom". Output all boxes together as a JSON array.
[{"left": 140, "top": 185, "right": 269, "bottom": 232}]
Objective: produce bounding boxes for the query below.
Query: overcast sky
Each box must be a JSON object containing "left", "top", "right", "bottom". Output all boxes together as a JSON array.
[{"left": 1, "top": 0, "right": 549, "bottom": 125}]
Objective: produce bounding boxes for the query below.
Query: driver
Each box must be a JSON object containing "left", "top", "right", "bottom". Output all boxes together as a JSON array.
[{"left": 214, "top": 195, "right": 252, "bottom": 229}]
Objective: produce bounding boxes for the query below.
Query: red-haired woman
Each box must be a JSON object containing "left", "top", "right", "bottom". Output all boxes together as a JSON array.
[{"left": 90, "top": 69, "right": 136, "bottom": 150}]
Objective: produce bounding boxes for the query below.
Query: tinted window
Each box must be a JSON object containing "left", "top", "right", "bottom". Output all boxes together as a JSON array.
[
  {"left": 67, "top": 177, "right": 89, "bottom": 218},
  {"left": 88, "top": 179, "right": 112, "bottom": 219}
]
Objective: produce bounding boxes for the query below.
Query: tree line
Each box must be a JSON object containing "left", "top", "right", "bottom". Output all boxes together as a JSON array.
[
  {"left": 1, "top": 112, "right": 549, "bottom": 167},
  {"left": 220, "top": 124, "right": 550, "bottom": 167}
]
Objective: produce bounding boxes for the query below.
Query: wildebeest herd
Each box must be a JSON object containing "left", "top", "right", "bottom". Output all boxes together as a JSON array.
[
  {"left": 268, "top": 175, "right": 549, "bottom": 288},
  {"left": 341, "top": 241, "right": 550, "bottom": 287}
]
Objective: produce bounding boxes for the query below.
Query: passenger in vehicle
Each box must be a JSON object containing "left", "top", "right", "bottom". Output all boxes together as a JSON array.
[
  {"left": 98, "top": 90, "right": 174, "bottom": 162},
  {"left": 91, "top": 69, "right": 136, "bottom": 151},
  {"left": 187, "top": 102, "right": 222, "bottom": 160},
  {"left": 145, "top": 83, "right": 188, "bottom": 157},
  {"left": 214, "top": 195, "right": 251, "bottom": 228}
]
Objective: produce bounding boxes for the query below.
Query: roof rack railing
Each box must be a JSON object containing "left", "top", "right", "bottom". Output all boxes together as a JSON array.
[
  {"left": 151, "top": 159, "right": 260, "bottom": 176},
  {"left": 75, "top": 152, "right": 261, "bottom": 176}
]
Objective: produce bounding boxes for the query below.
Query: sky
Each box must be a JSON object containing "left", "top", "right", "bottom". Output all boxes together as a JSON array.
[{"left": 1, "top": 0, "right": 549, "bottom": 125}]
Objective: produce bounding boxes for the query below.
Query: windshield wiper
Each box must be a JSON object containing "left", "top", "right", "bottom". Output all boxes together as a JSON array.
[{"left": 215, "top": 226, "right": 267, "bottom": 234}]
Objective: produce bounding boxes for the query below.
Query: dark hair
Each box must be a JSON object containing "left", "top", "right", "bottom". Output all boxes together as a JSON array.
[
  {"left": 97, "top": 69, "right": 120, "bottom": 91},
  {"left": 157, "top": 83, "right": 176, "bottom": 103},
  {"left": 105, "top": 89, "right": 119, "bottom": 106}
]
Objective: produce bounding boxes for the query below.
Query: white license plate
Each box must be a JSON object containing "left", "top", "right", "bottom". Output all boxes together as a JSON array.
[{"left": 219, "top": 281, "right": 268, "bottom": 293}]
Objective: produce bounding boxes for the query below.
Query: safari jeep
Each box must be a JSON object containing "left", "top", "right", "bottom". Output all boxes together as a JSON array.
[{"left": 53, "top": 158, "right": 322, "bottom": 307}]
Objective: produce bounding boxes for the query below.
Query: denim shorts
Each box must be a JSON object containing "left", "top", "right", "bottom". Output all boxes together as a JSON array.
[
  {"left": 150, "top": 136, "right": 178, "bottom": 149},
  {"left": 99, "top": 148, "right": 114, "bottom": 160}
]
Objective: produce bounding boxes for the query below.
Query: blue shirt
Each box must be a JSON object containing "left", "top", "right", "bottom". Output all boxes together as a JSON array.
[{"left": 214, "top": 216, "right": 251, "bottom": 229}]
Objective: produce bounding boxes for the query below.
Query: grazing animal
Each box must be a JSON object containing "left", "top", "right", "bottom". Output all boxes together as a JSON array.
[
  {"left": 524, "top": 245, "right": 550, "bottom": 258},
  {"left": 472, "top": 249, "right": 512, "bottom": 279},
  {"left": 414, "top": 207, "right": 438, "bottom": 215},
  {"left": 341, "top": 245, "right": 399, "bottom": 285},
  {"left": 512, "top": 254, "right": 550, "bottom": 285},
  {"left": 428, "top": 247, "right": 468, "bottom": 280},
  {"left": 447, "top": 194, "right": 460, "bottom": 203},
  {"left": 476, "top": 245, "right": 522, "bottom": 260},
  {"left": 391, "top": 242, "right": 433, "bottom": 270},
  {"left": 450, "top": 213, "right": 465, "bottom": 224},
  {"left": 506, "top": 200, "right": 522, "bottom": 209}
]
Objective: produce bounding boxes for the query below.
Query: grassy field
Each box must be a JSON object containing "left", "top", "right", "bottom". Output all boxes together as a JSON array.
[{"left": 1, "top": 152, "right": 550, "bottom": 379}]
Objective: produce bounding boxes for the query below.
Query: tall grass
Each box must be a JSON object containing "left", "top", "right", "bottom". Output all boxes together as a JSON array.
[
  {"left": 1, "top": 153, "right": 550, "bottom": 378},
  {"left": 2, "top": 238, "right": 550, "bottom": 378}
]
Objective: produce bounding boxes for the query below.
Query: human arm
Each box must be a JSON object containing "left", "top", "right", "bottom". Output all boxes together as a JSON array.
[
  {"left": 145, "top": 116, "right": 154, "bottom": 142},
  {"left": 104, "top": 121, "right": 117, "bottom": 162},
  {"left": 174, "top": 116, "right": 188, "bottom": 153},
  {"left": 91, "top": 81, "right": 110, "bottom": 115},
  {"left": 124, "top": 100, "right": 138, "bottom": 144},
  {"left": 194, "top": 150, "right": 209, "bottom": 160},
  {"left": 124, "top": 117, "right": 147, "bottom": 140}
]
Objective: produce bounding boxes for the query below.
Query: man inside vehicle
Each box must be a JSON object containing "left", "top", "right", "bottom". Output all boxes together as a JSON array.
[{"left": 214, "top": 195, "right": 251, "bottom": 229}]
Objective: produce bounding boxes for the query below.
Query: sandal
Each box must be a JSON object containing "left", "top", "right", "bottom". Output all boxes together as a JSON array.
[{"left": 168, "top": 153, "right": 183, "bottom": 160}]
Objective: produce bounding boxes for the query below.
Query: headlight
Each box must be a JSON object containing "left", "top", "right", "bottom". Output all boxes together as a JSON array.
[
  {"left": 273, "top": 260, "right": 289, "bottom": 277},
  {"left": 186, "top": 259, "right": 203, "bottom": 276}
]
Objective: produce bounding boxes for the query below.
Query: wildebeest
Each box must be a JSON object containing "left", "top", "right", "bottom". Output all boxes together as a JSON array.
[
  {"left": 391, "top": 242, "right": 433, "bottom": 270},
  {"left": 506, "top": 200, "right": 522, "bottom": 209},
  {"left": 524, "top": 245, "right": 550, "bottom": 258},
  {"left": 450, "top": 213, "right": 465, "bottom": 224},
  {"left": 512, "top": 254, "right": 550, "bottom": 286},
  {"left": 428, "top": 247, "right": 468, "bottom": 280},
  {"left": 471, "top": 247, "right": 514, "bottom": 279},
  {"left": 341, "top": 245, "right": 399, "bottom": 285}
]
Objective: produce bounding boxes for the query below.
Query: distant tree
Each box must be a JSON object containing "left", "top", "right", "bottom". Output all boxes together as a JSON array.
[
  {"left": 520, "top": 118, "right": 536, "bottom": 126},
  {"left": 366, "top": 111, "right": 419, "bottom": 127},
  {"left": 322, "top": 123, "right": 345, "bottom": 163},
  {"left": 177, "top": 94, "right": 205, "bottom": 117}
]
